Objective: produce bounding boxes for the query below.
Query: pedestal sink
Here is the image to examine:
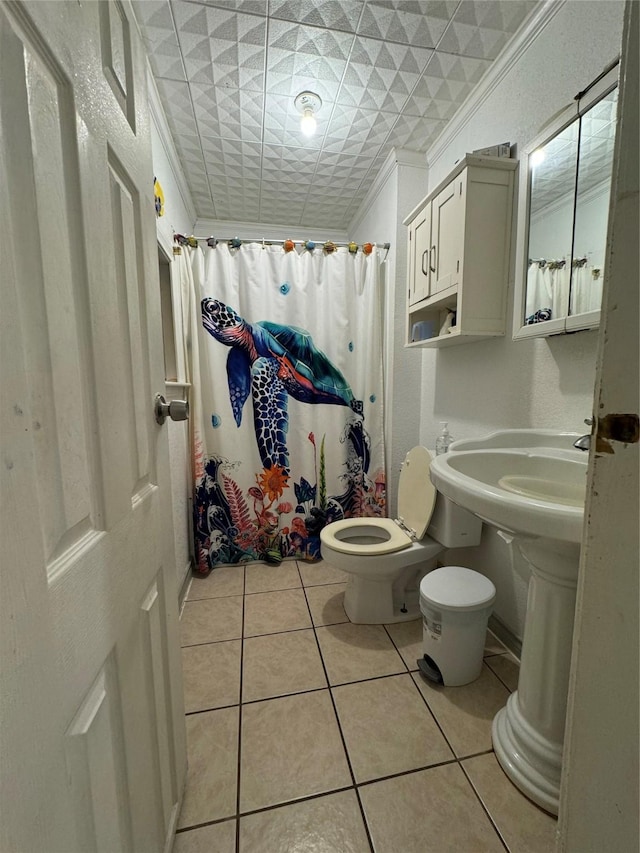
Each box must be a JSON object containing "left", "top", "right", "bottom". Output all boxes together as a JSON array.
[{"left": 429, "top": 430, "right": 587, "bottom": 815}]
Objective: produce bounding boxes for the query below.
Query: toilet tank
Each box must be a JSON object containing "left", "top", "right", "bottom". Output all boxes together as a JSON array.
[{"left": 427, "top": 494, "right": 482, "bottom": 548}]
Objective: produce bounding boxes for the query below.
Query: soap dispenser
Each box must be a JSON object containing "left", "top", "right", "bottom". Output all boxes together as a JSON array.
[{"left": 435, "top": 422, "right": 453, "bottom": 455}]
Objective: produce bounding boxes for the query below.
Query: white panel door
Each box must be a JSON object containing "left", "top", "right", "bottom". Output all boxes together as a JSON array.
[{"left": 0, "top": 2, "right": 186, "bottom": 852}]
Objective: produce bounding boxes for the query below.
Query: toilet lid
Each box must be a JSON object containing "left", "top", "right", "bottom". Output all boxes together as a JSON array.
[{"left": 397, "top": 446, "right": 437, "bottom": 540}]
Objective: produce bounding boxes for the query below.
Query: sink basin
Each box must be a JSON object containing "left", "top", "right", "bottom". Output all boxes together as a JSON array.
[
  {"left": 428, "top": 428, "right": 590, "bottom": 814},
  {"left": 430, "top": 447, "right": 587, "bottom": 542},
  {"left": 449, "top": 428, "right": 582, "bottom": 453}
]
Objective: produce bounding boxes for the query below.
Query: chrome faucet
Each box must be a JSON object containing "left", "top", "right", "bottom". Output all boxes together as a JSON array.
[{"left": 573, "top": 417, "right": 594, "bottom": 451}]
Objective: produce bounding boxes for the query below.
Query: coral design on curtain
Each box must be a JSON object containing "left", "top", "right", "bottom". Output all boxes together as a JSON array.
[{"left": 176, "top": 242, "right": 386, "bottom": 574}]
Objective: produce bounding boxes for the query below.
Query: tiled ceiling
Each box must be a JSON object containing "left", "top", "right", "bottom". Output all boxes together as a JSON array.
[
  {"left": 530, "top": 87, "right": 618, "bottom": 215},
  {"left": 133, "top": 0, "right": 539, "bottom": 228}
]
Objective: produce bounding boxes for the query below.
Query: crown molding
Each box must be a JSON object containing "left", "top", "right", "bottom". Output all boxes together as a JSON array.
[
  {"left": 426, "top": 0, "right": 566, "bottom": 169},
  {"left": 146, "top": 66, "right": 197, "bottom": 229},
  {"left": 192, "top": 218, "right": 348, "bottom": 243},
  {"left": 348, "top": 148, "right": 427, "bottom": 234}
]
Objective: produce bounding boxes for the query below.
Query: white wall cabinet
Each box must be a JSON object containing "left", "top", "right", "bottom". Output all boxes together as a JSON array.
[{"left": 404, "top": 155, "right": 517, "bottom": 347}]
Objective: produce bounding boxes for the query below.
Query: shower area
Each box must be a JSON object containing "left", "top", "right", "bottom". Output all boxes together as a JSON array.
[{"left": 160, "top": 235, "right": 390, "bottom": 583}]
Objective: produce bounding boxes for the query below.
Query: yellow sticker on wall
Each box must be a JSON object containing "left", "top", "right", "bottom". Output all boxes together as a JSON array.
[{"left": 154, "top": 177, "right": 165, "bottom": 217}]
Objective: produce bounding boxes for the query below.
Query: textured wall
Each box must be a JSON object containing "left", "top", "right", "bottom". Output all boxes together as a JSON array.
[
  {"left": 351, "top": 153, "right": 429, "bottom": 516},
  {"left": 418, "top": 0, "right": 625, "bottom": 639},
  {"left": 151, "top": 109, "right": 196, "bottom": 593},
  {"left": 167, "top": 419, "right": 192, "bottom": 591}
]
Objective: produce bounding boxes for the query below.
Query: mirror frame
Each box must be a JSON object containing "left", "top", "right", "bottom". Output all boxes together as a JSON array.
[{"left": 512, "top": 65, "right": 619, "bottom": 341}]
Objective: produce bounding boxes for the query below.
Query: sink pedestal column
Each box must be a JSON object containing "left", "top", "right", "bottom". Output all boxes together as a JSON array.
[{"left": 492, "top": 537, "right": 580, "bottom": 815}]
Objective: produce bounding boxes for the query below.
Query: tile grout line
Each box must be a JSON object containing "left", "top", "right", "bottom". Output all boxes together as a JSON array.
[
  {"left": 185, "top": 660, "right": 454, "bottom": 717},
  {"left": 175, "top": 750, "right": 504, "bottom": 832},
  {"left": 235, "top": 566, "right": 247, "bottom": 853},
  {"left": 178, "top": 563, "right": 524, "bottom": 846},
  {"left": 382, "top": 625, "right": 516, "bottom": 850},
  {"left": 485, "top": 657, "right": 519, "bottom": 695},
  {"left": 384, "top": 622, "right": 461, "bottom": 756},
  {"left": 300, "top": 577, "right": 376, "bottom": 853},
  {"left": 459, "top": 760, "right": 511, "bottom": 853}
]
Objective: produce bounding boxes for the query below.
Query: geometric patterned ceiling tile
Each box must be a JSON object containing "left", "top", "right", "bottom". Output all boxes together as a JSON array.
[
  {"left": 261, "top": 202, "right": 308, "bottom": 224},
  {"left": 172, "top": 132, "right": 206, "bottom": 167},
  {"left": 209, "top": 38, "right": 266, "bottom": 89},
  {"left": 266, "top": 53, "right": 347, "bottom": 101},
  {"left": 201, "top": 135, "right": 263, "bottom": 161},
  {"left": 191, "top": 86, "right": 264, "bottom": 143},
  {"left": 349, "top": 35, "right": 433, "bottom": 76},
  {"left": 134, "top": 0, "right": 542, "bottom": 227},
  {"left": 315, "top": 149, "right": 377, "bottom": 171},
  {"left": 132, "top": 0, "right": 176, "bottom": 42},
  {"left": 385, "top": 114, "right": 447, "bottom": 151},
  {"left": 437, "top": 20, "right": 511, "bottom": 61},
  {"left": 437, "top": 0, "right": 537, "bottom": 60},
  {"left": 146, "top": 35, "right": 187, "bottom": 81},
  {"left": 263, "top": 143, "right": 321, "bottom": 170},
  {"left": 269, "top": 0, "right": 364, "bottom": 32},
  {"left": 403, "top": 72, "right": 477, "bottom": 121},
  {"left": 322, "top": 132, "right": 384, "bottom": 159},
  {"left": 325, "top": 105, "right": 397, "bottom": 149},
  {"left": 199, "top": 1, "right": 268, "bottom": 15},
  {"left": 155, "top": 79, "right": 199, "bottom": 135},
  {"left": 170, "top": 2, "right": 210, "bottom": 38},
  {"left": 301, "top": 204, "right": 353, "bottom": 230},
  {"left": 335, "top": 79, "right": 409, "bottom": 113},
  {"left": 357, "top": 0, "right": 456, "bottom": 48},
  {"left": 268, "top": 19, "right": 354, "bottom": 61},
  {"left": 424, "top": 51, "right": 492, "bottom": 85},
  {"left": 174, "top": 30, "right": 215, "bottom": 84}
]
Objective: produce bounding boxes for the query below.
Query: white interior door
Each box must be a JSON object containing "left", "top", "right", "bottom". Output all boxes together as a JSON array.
[
  {"left": 0, "top": 2, "right": 186, "bottom": 851},
  {"left": 558, "top": 2, "right": 639, "bottom": 849}
]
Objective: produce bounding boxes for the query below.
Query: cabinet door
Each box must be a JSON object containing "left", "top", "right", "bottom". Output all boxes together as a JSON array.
[
  {"left": 409, "top": 203, "right": 432, "bottom": 304},
  {"left": 432, "top": 177, "right": 464, "bottom": 293}
]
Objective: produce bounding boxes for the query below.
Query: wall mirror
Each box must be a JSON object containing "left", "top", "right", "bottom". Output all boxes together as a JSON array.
[{"left": 513, "top": 64, "right": 619, "bottom": 340}]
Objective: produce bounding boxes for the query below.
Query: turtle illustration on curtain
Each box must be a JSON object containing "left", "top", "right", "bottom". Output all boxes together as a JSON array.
[
  {"left": 201, "top": 298, "right": 364, "bottom": 471},
  {"left": 194, "top": 298, "right": 385, "bottom": 570}
]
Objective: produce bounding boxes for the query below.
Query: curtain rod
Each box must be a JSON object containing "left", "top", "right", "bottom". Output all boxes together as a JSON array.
[{"left": 174, "top": 233, "right": 391, "bottom": 260}]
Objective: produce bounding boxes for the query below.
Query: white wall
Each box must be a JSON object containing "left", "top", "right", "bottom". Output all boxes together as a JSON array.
[
  {"left": 530, "top": 180, "right": 612, "bottom": 266},
  {"left": 149, "top": 70, "right": 196, "bottom": 594},
  {"left": 419, "top": 0, "right": 625, "bottom": 639},
  {"left": 148, "top": 73, "right": 195, "bottom": 250},
  {"left": 350, "top": 149, "right": 429, "bottom": 515}
]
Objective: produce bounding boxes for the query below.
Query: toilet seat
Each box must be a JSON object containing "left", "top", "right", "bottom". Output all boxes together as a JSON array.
[
  {"left": 321, "top": 517, "right": 413, "bottom": 556},
  {"left": 321, "top": 447, "right": 437, "bottom": 557}
]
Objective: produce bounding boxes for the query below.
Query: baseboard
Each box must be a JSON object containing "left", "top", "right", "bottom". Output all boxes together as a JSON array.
[
  {"left": 488, "top": 614, "right": 522, "bottom": 660},
  {"left": 178, "top": 561, "right": 192, "bottom": 608}
]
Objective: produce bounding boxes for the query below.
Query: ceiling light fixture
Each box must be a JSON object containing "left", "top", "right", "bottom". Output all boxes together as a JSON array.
[{"left": 295, "top": 91, "right": 322, "bottom": 138}]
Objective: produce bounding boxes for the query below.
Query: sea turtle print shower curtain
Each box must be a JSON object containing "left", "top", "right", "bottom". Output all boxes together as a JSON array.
[{"left": 175, "top": 241, "right": 386, "bottom": 575}]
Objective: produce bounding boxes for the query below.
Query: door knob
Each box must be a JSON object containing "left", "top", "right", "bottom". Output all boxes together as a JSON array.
[{"left": 154, "top": 393, "right": 189, "bottom": 425}]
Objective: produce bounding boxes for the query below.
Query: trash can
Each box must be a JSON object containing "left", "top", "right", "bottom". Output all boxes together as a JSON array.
[{"left": 418, "top": 566, "right": 496, "bottom": 686}]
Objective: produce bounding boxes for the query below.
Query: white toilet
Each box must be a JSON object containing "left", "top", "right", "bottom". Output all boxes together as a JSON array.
[{"left": 320, "top": 446, "right": 482, "bottom": 624}]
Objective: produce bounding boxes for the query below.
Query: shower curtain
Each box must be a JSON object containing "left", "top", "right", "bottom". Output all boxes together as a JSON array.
[{"left": 175, "top": 242, "right": 386, "bottom": 575}]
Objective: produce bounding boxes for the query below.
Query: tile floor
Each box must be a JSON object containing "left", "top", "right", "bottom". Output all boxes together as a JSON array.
[{"left": 176, "top": 560, "right": 557, "bottom": 853}]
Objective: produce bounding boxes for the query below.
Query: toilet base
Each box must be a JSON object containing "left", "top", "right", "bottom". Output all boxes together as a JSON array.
[{"left": 343, "top": 563, "right": 431, "bottom": 624}]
